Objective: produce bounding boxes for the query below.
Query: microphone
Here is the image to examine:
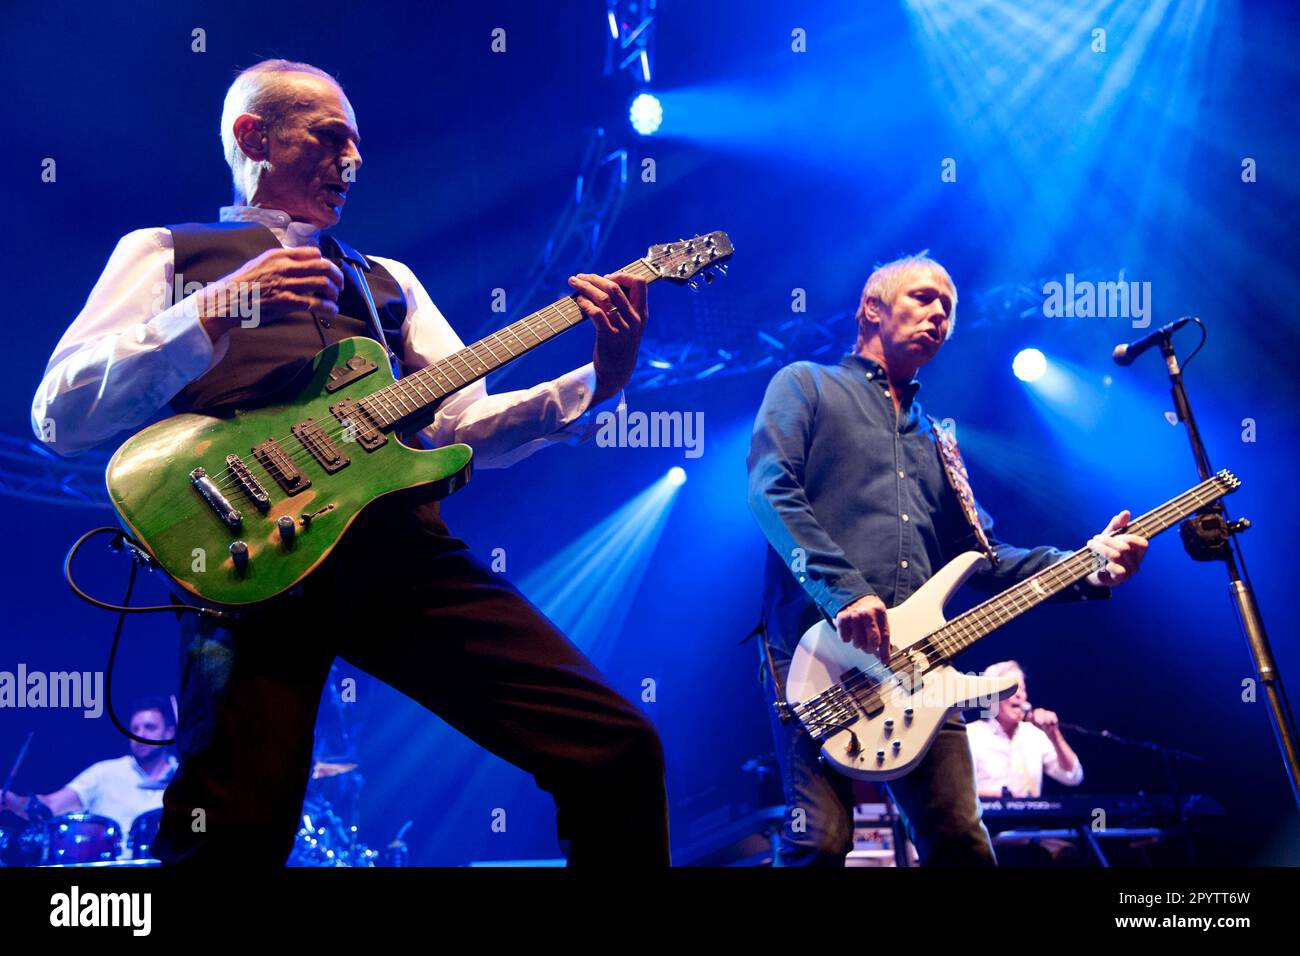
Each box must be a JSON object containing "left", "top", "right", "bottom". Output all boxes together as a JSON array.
[
  {"left": 1112, "top": 316, "right": 1194, "bottom": 366},
  {"left": 1021, "top": 701, "right": 1034, "bottom": 722}
]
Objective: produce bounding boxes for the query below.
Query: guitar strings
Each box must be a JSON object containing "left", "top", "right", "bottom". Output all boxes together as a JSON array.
[
  {"left": 196, "top": 298, "right": 592, "bottom": 499},
  {"left": 199, "top": 252, "right": 661, "bottom": 491},
  {"left": 792, "top": 481, "right": 1226, "bottom": 738},
  {"left": 805, "top": 487, "right": 1212, "bottom": 730},
  {"left": 202, "top": 259, "right": 656, "bottom": 495},
  {"left": 154, "top": 258, "right": 665, "bottom": 516}
]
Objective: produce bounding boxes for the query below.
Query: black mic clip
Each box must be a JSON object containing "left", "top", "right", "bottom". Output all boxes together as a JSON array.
[
  {"left": 1179, "top": 507, "right": 1250, "bottom": 563},
  {"left": 1112, "top": 316, "right": 1195, "bottom": 367}
]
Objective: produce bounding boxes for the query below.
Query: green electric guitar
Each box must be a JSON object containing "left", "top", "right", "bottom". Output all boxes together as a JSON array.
[{"left": 106, "top": 231, "right": 734, "bottom": 606}]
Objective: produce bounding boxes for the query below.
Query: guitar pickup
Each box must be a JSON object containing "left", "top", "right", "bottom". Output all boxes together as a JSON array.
[
  {"left": 226, "top": 454, "right": 270, "bottom": 513},
  {"left": 190, "top": 467, "right": 242, "bottom": 530},
  {"left": 838, "top": 667, "right": 886, "bottom": 719},
  {"left": 329, "top": 398, "right": 387, "bottom": 452},
  {"left": 253, "top": 438, "right": 311, "bottom": 495},
  {"left": 291, "top": 418, "right": 350, "bottom": 474}
]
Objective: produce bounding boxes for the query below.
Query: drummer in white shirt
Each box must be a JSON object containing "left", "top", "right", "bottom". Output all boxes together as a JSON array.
[
  {"left": 967, "top": 660, "right": 1084, "bottom": 799},
  {"left": 1, "top": 696, "right": 178, "bottom": 846}
]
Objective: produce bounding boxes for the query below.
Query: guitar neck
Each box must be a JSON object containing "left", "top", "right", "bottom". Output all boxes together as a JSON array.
[
  {"left": 361, "top": 258, "right": 659, "bottom": 430},
  {"left": 933, "top": 471, "right": 1240, "bottom": 659}
]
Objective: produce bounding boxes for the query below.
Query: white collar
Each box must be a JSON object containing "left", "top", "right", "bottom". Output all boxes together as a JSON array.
[
  {"left": 219, "top": 205, "right": 323, "bottom": 248},
  {"left": 130, "top": 753, "right": 178, "bottom": 779}
]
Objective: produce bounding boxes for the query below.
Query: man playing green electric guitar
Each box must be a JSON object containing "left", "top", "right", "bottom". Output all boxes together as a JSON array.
[{"left": 31, "top": 58, "right": 676, "bottom": 866}]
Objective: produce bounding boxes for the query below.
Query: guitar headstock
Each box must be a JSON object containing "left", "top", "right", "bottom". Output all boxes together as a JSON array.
[{"left": 644, "top": 231, "right": 734, "bottom": 287}]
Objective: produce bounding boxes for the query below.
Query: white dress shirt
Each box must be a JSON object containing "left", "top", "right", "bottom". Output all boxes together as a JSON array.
[
  {"left": 967, "top": 717, "right": 1084, "bottom": 798},
  {"left": 32, "top": 205, "right": 618, "bottom": 465},
  {"left": 65, "top": 754, "right": 178, "bottom": 835}
]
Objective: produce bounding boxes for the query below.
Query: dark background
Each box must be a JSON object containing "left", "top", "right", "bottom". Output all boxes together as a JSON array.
[{"left": 1, "top": 0, "right": 1296, "bottom": 864}]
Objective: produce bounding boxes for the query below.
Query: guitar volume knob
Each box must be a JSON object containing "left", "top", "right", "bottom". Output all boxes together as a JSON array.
[
  {"left": 277, "top": 515, "right": 297, "bottom": 545},
  {"left": 229, "top": 540, "right": 249, "bottom": 575}
]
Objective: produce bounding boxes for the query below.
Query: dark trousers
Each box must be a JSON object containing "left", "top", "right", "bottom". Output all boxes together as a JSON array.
[
  {"left": 762, "top": 641, "right": 995, "bottom": 867},
  {"left": 153, "top": 497, "right": 670, "bottom": 866}
]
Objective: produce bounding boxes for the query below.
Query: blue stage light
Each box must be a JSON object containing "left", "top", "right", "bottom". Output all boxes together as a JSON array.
[
  {"left": 1012, "top": 348, "right": 1047, "bottom": 383},
  {"left": 629, "top": 93, "right": 663, "bottom": 135},
  {"left": 667, "top": 466, "right": 687, "bottom": 486}
]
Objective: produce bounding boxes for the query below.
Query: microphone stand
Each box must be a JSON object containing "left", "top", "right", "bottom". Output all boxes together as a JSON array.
[{"left": 1144, "top": 328, "right": 1299, "bottom": 808}]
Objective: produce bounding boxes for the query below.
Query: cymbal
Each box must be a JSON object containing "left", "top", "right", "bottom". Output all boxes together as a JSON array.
[{"left": 311, "top": 761, "right": 359, "bottom": 780}]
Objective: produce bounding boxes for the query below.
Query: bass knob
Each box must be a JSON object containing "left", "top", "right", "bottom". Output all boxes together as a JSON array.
[{"left": 277, "top": 515, "right": 297, "bottom": 546}]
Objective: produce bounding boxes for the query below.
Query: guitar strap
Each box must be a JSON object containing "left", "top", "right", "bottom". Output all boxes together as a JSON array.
[
  {"left": 926, "top": 414, "right": 1000, "bottom": 568},
  {"left": 321, "top": 234, "right": 402, "bottom": 380}
]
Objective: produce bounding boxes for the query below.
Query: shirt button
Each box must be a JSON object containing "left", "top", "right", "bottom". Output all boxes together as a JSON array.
[
  {"left": 898, "top": 470, "right": 905, "bottom": 479},
  {"left": 900, "top": 560, "right": 909, "bottom": 569},
  {"left": 901, "top": 513, "right": 909, "bottom": 522}
]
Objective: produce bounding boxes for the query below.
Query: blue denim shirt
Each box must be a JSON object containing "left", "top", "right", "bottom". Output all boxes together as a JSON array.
[{"left": 747, "top": 353, "right": 1107, "bottom": 652}]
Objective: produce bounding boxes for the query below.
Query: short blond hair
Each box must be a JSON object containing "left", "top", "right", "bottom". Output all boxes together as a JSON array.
[{"left": 855, "top": 251, "right": 958, "bottom": 346}]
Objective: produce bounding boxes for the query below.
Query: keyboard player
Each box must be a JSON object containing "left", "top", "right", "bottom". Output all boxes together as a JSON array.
[{"left": 968, "top": 660, "right": 1084, "bottom": 799}]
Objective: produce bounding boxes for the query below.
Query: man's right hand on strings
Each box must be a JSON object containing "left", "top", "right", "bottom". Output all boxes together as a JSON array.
[{"left": 835, "top": 593, "right": 891, "bottom": 660}]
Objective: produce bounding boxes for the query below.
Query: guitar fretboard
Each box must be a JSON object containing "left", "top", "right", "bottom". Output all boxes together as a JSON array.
[
  {"left": 926, "top": 471, "right": 1239, "bottom": 660},
  {"left": 358, "top": 258, "right": 658, "bottom": 429}
]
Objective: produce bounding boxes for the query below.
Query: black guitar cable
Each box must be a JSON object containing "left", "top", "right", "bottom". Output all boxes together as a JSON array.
[{"left": 62, "top": 527, "right": 233, "bottom": 747}]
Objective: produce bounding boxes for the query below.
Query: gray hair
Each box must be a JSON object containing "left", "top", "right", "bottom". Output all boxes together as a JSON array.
[
  {"left": 220, "top": 59, "right": 343, "bottom": 205},
  {"left": 855, "top": 250, "right": 959, "bottom": 345},
  {"left": 983, "top": 659, "right": 1025, "bottom": 682}
]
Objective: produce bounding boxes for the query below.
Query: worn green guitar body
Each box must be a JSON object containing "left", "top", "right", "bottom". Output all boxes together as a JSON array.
[{"left": 106, "top": 337, "right": 472, "bottom": 607}]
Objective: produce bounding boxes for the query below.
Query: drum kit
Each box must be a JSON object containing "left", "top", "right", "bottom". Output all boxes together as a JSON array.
[
  {"left": 0, "top": 809, "right": 160, "bottom": 867},
  {"left": 1, "top": 670, "right": 411, "bottom": 867},
  {"left": 1, "top": 771, "right": 401, "bottom": 867}
]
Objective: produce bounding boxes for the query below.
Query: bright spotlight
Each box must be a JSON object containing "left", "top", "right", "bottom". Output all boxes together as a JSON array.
[
  {"left": 1012, "top": 348, "right": 1047, "bottom": 383},
  {"left": 667, "top": 466, "right": 687, "bottom": 486},
  {"left": 629, "top": 93, "right": 663, "bottom": 136}
]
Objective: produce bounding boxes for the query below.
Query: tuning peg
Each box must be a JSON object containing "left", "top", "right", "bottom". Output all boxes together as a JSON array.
[{"left": 704, "top": 271, "right": 715, "bottom": 284}]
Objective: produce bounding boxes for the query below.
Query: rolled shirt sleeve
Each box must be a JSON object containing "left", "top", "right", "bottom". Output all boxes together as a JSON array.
[{"left": 1043, "top": 733, "right": 1085, "bottom": 787}]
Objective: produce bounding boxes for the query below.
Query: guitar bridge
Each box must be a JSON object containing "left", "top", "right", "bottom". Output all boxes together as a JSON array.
[
  {"left": 226, "top": 454, "right": 270, "bottom": 513},
  {"left": 190, "top": 467, "right": 242, "bottom": 530}
]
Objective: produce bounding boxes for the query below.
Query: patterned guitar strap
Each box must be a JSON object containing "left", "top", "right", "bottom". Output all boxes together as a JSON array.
[{"left": 926, "top": 415, "right": 1000, "bottom": 569}]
